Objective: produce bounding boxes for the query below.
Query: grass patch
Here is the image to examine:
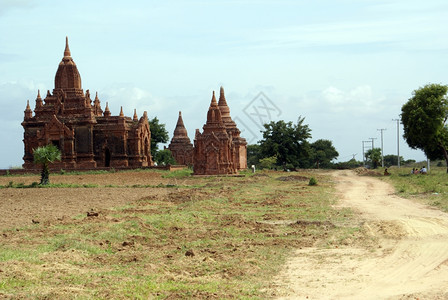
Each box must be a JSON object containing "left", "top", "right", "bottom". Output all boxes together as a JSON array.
[
  {"left": 0, "top": 170, "right": 358, "bottom": 298},
  {"left": 382, "top": 166, "right": 448, "bottom": 212},
  {"left": 161, "top": 168, "right": 193, "bottom": 179}
]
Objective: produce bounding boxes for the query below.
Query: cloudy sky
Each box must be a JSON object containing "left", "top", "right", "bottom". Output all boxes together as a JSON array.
[{"left": 1, "top": 0, "right": 447, "bottom": 168}]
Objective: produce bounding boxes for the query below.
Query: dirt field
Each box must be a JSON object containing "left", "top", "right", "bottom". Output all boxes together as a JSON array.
[
  {"left": 0, "top": 171, "right": 192, "bottom": 230},
  {"left": 275, "top": 170, "right": 448, "bottom": 299},
  {"left": 2, "top": 169, "right": 448, "bottom": 298}
]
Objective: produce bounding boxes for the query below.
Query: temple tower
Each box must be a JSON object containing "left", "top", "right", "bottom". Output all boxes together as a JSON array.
[
  {"left": 193, "top": 91, "right": 236, "bottom": 175},
  {"left": 218, "top": 87, "right": 247, "bottom": 170},
  {"left": 168, "top": 111, "right": 193, "bottom": 165}
]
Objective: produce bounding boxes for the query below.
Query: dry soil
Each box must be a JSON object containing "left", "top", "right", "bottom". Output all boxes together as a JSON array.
[{"left": 275, "top": 169, "right": 448, "bottom": 299}]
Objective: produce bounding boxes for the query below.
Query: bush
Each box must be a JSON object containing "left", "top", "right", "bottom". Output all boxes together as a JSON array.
[{"left": 308, "top": 177, "right": 317, "bottom": 186}]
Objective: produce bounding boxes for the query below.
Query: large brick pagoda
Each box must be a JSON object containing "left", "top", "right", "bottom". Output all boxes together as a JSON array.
[
  {"left": 22, "top": 37, "right": 153, "bottom": 169},
  {"left": 193, "top": 88, "right": 247, "bottom": 175}
]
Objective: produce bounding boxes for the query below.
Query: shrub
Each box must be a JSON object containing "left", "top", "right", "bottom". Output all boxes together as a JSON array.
[{"left": 308, "top": 177, "right": 318, "bottom": 186}]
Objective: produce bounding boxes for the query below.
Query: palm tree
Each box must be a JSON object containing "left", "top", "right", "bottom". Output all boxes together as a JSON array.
[{"left": 33, "top": 144, "right": 61, "bottom": 185}]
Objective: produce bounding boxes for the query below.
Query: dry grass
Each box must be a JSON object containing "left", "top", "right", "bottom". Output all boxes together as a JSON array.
[{"left": 0, "top": 169, "right": 358, "bottom": 299}]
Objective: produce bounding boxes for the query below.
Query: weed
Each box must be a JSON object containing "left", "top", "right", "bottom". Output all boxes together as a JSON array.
[{"left": 308, "top": 177, "right": 318, "bottom": 186}]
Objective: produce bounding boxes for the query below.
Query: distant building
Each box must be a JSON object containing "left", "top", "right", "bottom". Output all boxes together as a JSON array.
[
  {"left": 193, "top": 88, "right": 247, "bottom": 175},
  {"left": 168, "top": 111, "right": 193, "bottom": 166},
  {"left": 22, "top": 37, "right": 153, "bottom": 169}
]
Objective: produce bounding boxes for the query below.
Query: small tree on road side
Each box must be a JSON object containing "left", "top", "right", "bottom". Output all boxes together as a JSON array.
[
  {"left": 401, "top": 83, "right": 448, "bottom": 172},
  {"left": 365, "top": 148, "right": 382, "bottom": 169},
  {"left": 33, "top": 144, "right": 61, "bottom": 185}
]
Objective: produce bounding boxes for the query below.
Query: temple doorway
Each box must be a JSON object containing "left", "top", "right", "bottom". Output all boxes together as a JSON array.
[{"left": 104, "top": 148, "right": 111, "bottom": 167}]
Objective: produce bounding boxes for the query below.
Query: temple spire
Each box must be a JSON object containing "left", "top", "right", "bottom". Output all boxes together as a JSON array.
[
  {"left": 64, "top": 36, "right": 71, "bottom": 57},
  {"left": 173, "top": 111, "right": 188, "bottom": 138},
  {"left": 211, "top": 91, "right": 217, "bottom": 107},
  {"left": 133, "top": 109, "right": 138, "bottom": 121},
  {"left": 35, "top": 89, "right": 43, "bottom": 109},
  {"left": 119, "top": 106, "right": 124, "bottom": 117},
  {"left": 218, "top": 86, "right": 227, "bottom": 106},
  {"left": 24, "top": 100, "right": 32, "bottom": 119},
  {"left": 104, "top": 102, "right": 111, "bottom": 117}
]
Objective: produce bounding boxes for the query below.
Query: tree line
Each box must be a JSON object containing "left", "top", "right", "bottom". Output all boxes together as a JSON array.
[{"left": 247, "top": 116, "right": 339, "bottom": 170}]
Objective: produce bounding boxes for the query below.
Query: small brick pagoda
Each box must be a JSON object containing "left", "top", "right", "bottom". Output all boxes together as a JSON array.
[
  {"left": 168, "top": 111, "right": 193, "bottom": 166},
  {"left": 21, "top": 37, "right": 153, "bottom": 169},
  {"left": 193, "top": 88, "right": 247, "bottom": 175}
]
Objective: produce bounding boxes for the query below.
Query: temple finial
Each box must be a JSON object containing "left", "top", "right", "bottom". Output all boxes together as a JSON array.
[
  {"left": 133, "top": 109, "right": 138, "bottom": 121},
  {"left": 37, "top": 89, "right": 41, "bottom": 99},
  {"left": 104, "top": 102, "right": 111, "bottom": 117},
  {"left": 218, "top": 86, "right": 228, "bottom": 107},
  {"left": 95, "top": 91, "right": 99, "bottom": 101},
  {"left": 64, "top": 36, "right": 71, "bottom": 57},
  {"left": 119, "top": 106, "right": 124, "bottom": 117},
  {"left": 211, "top": 91, "right": 217, "bottom": 106},
  {"left": 24, "top": 100, "right": 32, "bottom": 119}
]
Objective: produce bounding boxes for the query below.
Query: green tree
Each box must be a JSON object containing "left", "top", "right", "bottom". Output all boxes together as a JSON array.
[
  {"left": 247, "top": 144, "right": 262, "bottom": 167},
  {"left": 33, "top": 144, "right": 61, "bottom": 185},
  {"left": 154, "top": 149, "right": 176, "bottom": 166},
  {"left": 365, "top": 148, "right": 382, "bottom": 169},
  {"left": 309, "top": 139, "right": 339, "bottom": 168},
  {"left": 401, "top": 83, "right": 448, "bottom": 172},
  {"left": 259, "top": 155, "right": 277, "bottom": 170},
  {"left": 383, "top": 154, "right": 404, "bottom": 167},
  {"left": 259, "top": 117, "right": 312, "bottom": 170},
  {"left": 149, "top": 117, "right": 169, "bottom": 158}
]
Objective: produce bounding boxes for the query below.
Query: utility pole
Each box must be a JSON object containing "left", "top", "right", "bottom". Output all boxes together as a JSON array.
[
  {"left": 377, "top": 128, "right": 386, "bottom": 167},
  {"left": 392, "top": 118, "right": 400, "bottom": 168},
  {"left": 362, "top": 141, "right": 371, "bottom": 167},
  {"left": 369, "top": 137, "right": 377, "bottom": 149}
]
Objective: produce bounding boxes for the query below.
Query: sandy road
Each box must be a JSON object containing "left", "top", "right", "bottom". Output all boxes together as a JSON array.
[{"left": 275, "top": 170, "right": 448, "bottom": 299}]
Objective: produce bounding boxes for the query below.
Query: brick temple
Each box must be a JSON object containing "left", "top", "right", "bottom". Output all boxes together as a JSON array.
[
  {"left": 168, "top": 111, "right": 193, "bottom": 166},
  {"left": 22, "top": 37, "right": 153, "bottom": 169},
  {"left": 193, "top": 87, "right": 247, "bottom": 175}
]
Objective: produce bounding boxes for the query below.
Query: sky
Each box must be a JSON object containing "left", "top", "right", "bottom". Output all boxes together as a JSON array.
[{"left": 1, "top": 0, "right": 447, "bottom": 169}]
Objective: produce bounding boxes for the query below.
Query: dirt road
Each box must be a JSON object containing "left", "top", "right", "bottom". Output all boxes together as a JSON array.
[{"left": 275, "top": 170, "right": 448, "bottom": 299}]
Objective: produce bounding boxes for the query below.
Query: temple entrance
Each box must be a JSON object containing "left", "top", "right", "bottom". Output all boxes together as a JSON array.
[
  {"left": 104, "top": 148, "right": 111, "bottom": 167},
  {"left": 51, "top": 140, "right": 60, "bottom": 150}
]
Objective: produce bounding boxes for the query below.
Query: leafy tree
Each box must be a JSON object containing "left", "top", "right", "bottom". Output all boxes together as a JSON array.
[
  {"left": 404, "top": 159, "right": 416, "bottom": 165},
  {"left": 259, "top": 155, "right": 277, "bottom": 170},
  {"left": 401, "top": 83, "right": 448, "bottom": 172},
  {"left": 149, "top": 117, "right": 169, "bottom": 158},
  {"left": 154, "top": 149, "right": 176, "bottom": 166},
  {"left": 334, "top": 158, "right": 362, "bottom": 169},
  {"left": 365, "top": 148, "right": 382, "bottom": 169},
  {"left": 383, "top": 154, "right": 404, "bottom": 167},
  {"left": 259, "top": 117, "right": 312, "bottom": 170},
  {"left": 309, "top": 139, "right": 339, "bottom": 168},
  {"left": 33, "top": 144, "right": 61, "bottom": 185},
  {"left": 247, "top": 144, "right": 262, "bottom": 167}
]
